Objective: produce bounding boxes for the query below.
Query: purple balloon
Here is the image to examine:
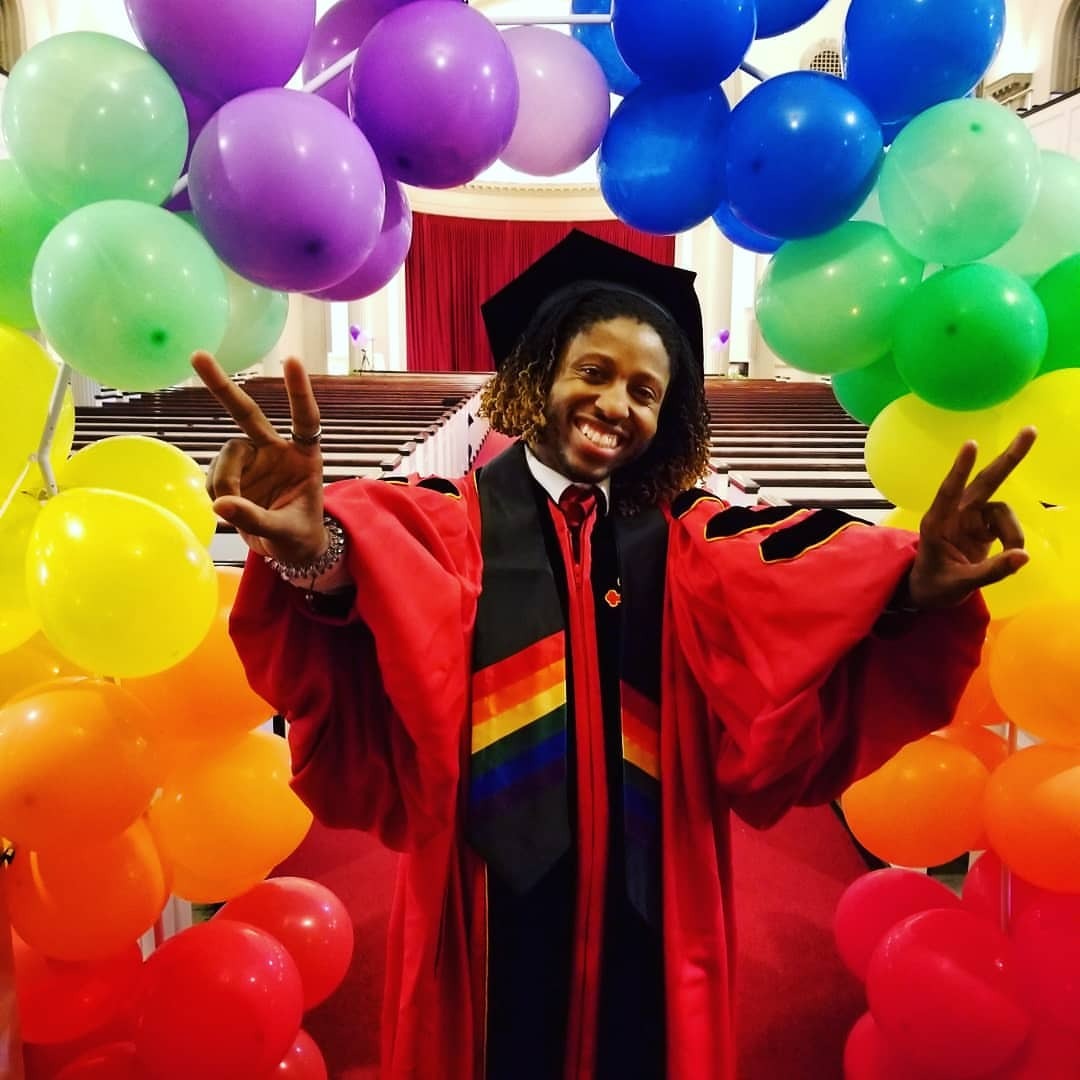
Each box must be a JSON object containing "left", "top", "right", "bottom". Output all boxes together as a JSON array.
[
  {"left": 499, "top": 27, "right": 611, "bottom": 177},
  {"left": 125, "top": 0, "right": 316, "bottom": 103},
  {"left": 189, "top": 89, "right": 385, "bottom": 292},
  {"left": 348, "top": 0, "right": 519, "bottom": 189},
  {"left": 165, "top": 87, "right": 219, "bottom": 212},
  {"left": 309, "top": 173, "right": 413, "bottom": 301}
]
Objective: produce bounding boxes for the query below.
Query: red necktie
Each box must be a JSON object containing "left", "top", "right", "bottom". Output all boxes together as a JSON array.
[{"left": 558, "top": 485, "right": 597, "bottom": 560}]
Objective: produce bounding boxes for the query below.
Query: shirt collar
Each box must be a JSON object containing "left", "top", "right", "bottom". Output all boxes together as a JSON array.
[{"left": 523, "top": 444, "right": 610, "bottom": 514}]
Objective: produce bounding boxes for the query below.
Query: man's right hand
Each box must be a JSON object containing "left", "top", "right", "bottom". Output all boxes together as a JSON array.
[{"left": 191, "top": 351, "right": 328, "bottom": 567}]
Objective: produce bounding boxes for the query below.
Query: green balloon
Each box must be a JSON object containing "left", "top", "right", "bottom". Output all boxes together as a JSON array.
[
  {"left": 217, "top": 266, "right": 290, "bottom": 375},
  {"left": 893, "top": 263, "right": 1047, "bottom": 411},
  {"left": 32, "top": 200, "right": 229, "bottom": 392},
  {"left": 1, "top": 32, "right": 187, "bottom": 214},
  {"left": 0, "top": 161, "right": 60, "bottom": 329},
  {"left": 755, "top": 221, "right": 924, "bottom": 376},
  {"left": 1034, "top": 253, "right": 1080, "bottom": 374},
  {"left": 832, "top": 354, "right": 909, "bottom": 425},
  {"left": 879, "top": 98, "right": 1041, "bottom": 266}
]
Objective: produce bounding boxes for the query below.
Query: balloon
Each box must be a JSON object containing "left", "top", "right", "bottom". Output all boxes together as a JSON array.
[
  {"left": 190, "top": 88, "right": 385, "bottom": 292},
  {"left": 32, "top": 200, "right": 230, "bottom": 392},
  {"left": 598, "top": 85, "right": 729, "bottom": 235},
  {"left": 878, "top": 99, "right": 1041, "bottom": 266},
  {"left": 148, "top": 732, "right": 313, "bottom": 903},
  {"left": 0, "top": 162, "right": 59, "bottom": 328},
  {"left": 302, "top": 0, "right": 417, "bottom": 113},
  {"left": 711, "top": 200, "right": 782, "bottom": 255},
  {"left": 988, "top": 604, "right": 1080, "bottom": 748},
  {"left": 755, "top": 222, "right": 922, "bottom": 375},
  {"left": 13, "top": 936, "right": 143, "bottom": 1046},
  {"left": 840, "top": 735, "right": 989, "bottom": 867},
  {"left": 983, "top": 744, "right": 1080, "bottom": 894},
  {"left": 214, "top": 266, "right": 290, "bottom": 374},
  {"left": 612, "top": 0, "right": 755, "bottom": 91},
  {"left": 349, "top": 1, "right": 519, "bottom": 190},
  {"left": 275, "top": 1030, "right": 329, "bottom": 1079},
  {"left": 55, "top": 1042, "right": 139, "bottom": 1079},
  {"left": 135, "top": 920, "right": 303, "bottom": 1080},
  {"left": 935, "top": 725, "right": 1009, "bottom": 773},
  {"left": 163, "top": 86, "right": 219, "bottom": 214},
  {"left": 6, "top": 819, "right": 168, "bottom": 962},
  {"left": 1034, "top": 253, "right": 1080, "bottom": 374},
  {"left": 124, "top": 567, "right": 275, "bottom": 744},
  {"left": 219, "top": 877, "right": 354, "bottom": 1010},
  {"left": 0, "top": 325, "right": 75, "bottom": 502},
  {"left": 1, "top": 32, "right": 187, "bottom": 214},
  {"left": 0, "top": 634, "right": 83, "bottom": 707},
  {"left": 834, "top": 868, "right": 961, "bottom": 981},
  {"left": 307, "top": 172, "right": 412, "bottom": 302},
  {"left": 981, "top": 524, "right": 1071, "bottom": 621},
  {"left": 755, "top": 0, "right": 829, "bottom": 38},
  {"left": 58, "top": 436, "right": 216, "bottom": 548},
  {"left": 892, "top": 264, "right": 1046, "bottom": 411},
  {"left": 499, "top": 28, "right": 610, "bottom": 178},
  {"left": 843, "top": 1013, "right": 921, "bottom": 1080},
  {"left": 125, "top": 0, "right": 316, "bottom": 104},
  {"left": 726, "top": 72, "right": 883, "bottom": 240},
  {"left": 1011, "top": 895, "right": 1080, "bottom": 1034},
  {"left": 984, "top": 1023, "right": 1080, "bottom": 1080},
  {"left": 25, "top": 489, "right": 218, "bottom": 678},
  {"left": 0, "top": 494, "right": 40, "bottom": 653},
  {"left": 0, "top": 679, "right": 157, "bottom": 850},
  {"left": 866, "top": 909, "right": 1030, "bottom": 1078},
  {"left": 962, "top": 851, "right": 1048, "bottom": 927},
  {"left": 832, "top": 354, "right": 909, "bottom": 425},
  {"left": 844, "top": 0, "right": 1006, "bottom": 126},
  {"left": 985, "top": 151, "right": 1080, "bottom": 282},
  {"left": 571, "top": 0, "right": 640, "bottom": 97}
]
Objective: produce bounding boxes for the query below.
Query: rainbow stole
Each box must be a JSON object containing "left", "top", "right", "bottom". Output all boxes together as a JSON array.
[{"left": 467, "top": 445, "right": 667, "bottom": 926}]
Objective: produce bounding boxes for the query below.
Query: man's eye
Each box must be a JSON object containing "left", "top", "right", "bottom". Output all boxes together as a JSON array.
[{"left": 634, "top": 386, "right": 657, "bottom": 402}]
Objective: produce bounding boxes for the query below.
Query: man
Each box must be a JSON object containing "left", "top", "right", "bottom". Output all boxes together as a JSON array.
[{"left": 194, "top": 232, "right": 1032, "bottom": 1079}]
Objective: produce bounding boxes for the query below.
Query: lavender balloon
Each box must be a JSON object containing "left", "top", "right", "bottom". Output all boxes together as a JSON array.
[
  {"left": 166, "top": 87, "right": 219, "bottom": 212},
  {"left": 349, "top": 0, "right": 519, "bottom": 189},
  {"left": 125, "top": 0, "right": 316, "bottom": 103},
  {"left": 309, "top": 174, "right": 413, "bottom": 301},
  {"left": 499, "top": 27, "right": 610, "bottom": 177},
  {"left": 189, "top": 89, "right": 385, "bottom": 293}
]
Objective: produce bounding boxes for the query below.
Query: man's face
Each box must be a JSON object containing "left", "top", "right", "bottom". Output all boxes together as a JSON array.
[{"left": 529, "top": 316, "right": 672, "bottom": 484}]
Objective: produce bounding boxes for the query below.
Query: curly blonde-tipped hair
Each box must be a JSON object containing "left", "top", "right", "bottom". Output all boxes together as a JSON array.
[{"left": 480, "top": 286, "right": 711, "bottom": 515}]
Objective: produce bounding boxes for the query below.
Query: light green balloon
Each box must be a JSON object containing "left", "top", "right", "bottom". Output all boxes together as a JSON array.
[
  {"left": 832, "top": 354, "right": 909, "bottom": 425},
  {"left": 755, "top": 221, "right": 924, "bottom": 376},
  {"left": 216, "top": 266, "right": 290, "bottom": 375},
  {"left": 32, "top": 200, "right": 229, "bottom": 392},
  {"left": 1, "top": 31, "right": 187, "bottom": 214},
  {"left": 0, "top": 161, "right": 60, "bottom": 329},
  {"left": 879, "top": 98, "right": 1041, "bottom": 266}
]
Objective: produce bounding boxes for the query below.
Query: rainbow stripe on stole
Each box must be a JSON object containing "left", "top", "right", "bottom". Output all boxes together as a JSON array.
[{"left": 621, "top": 680, "right": 661, "bottom": 924}]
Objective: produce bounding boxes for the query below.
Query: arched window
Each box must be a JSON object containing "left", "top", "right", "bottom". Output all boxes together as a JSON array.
[
  {"left": 802, "top": 41, "right": 844, "bottom": 78},
  {"left": 1053, "top": 0, "right": 1080, "bottom": 95}
]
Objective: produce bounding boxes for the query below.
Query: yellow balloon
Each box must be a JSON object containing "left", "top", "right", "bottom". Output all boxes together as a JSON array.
[
  {"left": 58, "top": 435, "right": 216, "bottom": 547},
  {"left": 0, "top": 324, "right": 74, "bottom": 498},
  {"left": 0, "top": 633, "right": 83, "bottom": 706},
  {"left": 25, "top": 488, "right": 217, "bottom": 677},
  {"left": 879, "top": 506, "right": 921, "bottom": 532},
  {"left": 983, "top": 522, "right": 1077, "bottom": 619},
  {"left": 0, "top": 493, "right": 41, "bottom": 652}
]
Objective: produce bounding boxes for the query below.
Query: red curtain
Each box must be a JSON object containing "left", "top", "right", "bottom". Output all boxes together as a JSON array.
[{"left": 404, "top": 215, "right": 676, "bottom": 372}]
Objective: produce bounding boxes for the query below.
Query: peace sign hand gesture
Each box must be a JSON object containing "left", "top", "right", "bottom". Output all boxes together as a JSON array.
[
  {"left": 906, "top": 427, "right": 1038, "bottom": 611},
  {"left": 192, "top": 351, "right": 328, "bottom": 567}
]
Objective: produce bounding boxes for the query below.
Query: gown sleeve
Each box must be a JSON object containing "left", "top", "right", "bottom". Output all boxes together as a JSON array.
[
  {"left": 228, "top": 477, "right": 482, "bottom": 850},
  {"left": 667, "top": 498, "right": 988, "bottom": 828}
]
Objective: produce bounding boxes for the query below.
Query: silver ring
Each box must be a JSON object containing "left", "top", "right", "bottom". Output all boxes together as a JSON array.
[{"left": 290, "top": 426, "right": 322, "bottom": 446}]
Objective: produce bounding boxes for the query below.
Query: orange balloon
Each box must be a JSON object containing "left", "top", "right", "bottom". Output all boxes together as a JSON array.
[
  {"left": 148, "top": 732, "right": 311, "bottom": 904},
  {"left": 0, "top": 680, "right": 158, "bottom": 850},
  {"left": 952, "top": 661, "right": 1012, "bottom": 728},
  {"left": 124, "top": 567, "right": 274, "bottom": 743},
  {"left": 5, "top": 818, "right": 169, "bottom": 961},
  {"left": 841, "top": 735, "right": 989, "bottom": 867},
  {"left": 984, "top": 744, "right": 1080, "bottom": 894},
  {"left": 935, "top": 726, "right": 1010, "bottom": 773},
  {"left": 0, "top": 634, "right": 84, "bottom": 707},
  {"left": 988, "top": 604, "right": 1080, "bottom": 747}
]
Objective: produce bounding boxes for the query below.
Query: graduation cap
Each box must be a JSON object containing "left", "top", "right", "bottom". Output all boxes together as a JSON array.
[{"left": 481, "top": 230, "right": 704, "bottom": 373}]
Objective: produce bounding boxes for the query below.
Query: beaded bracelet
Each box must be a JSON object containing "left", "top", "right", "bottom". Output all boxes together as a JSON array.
[{"left": 264, "top": 514, "right": 346, "bottom": 583}]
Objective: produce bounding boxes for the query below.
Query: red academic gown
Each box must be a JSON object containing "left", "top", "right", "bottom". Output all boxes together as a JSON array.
[{"left": 229, "top": 463, "right": 986, "bottom": 1080}]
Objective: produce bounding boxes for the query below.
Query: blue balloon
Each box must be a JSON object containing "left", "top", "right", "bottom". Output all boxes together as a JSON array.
[
  {"left": 726, "top": 72, "right": 883, "bottom": 240},
  {"left": 844, "top": 0, "right": 1005, "bottom": 126},
  {"left": 755, "top": 0, "right": 830, "bottom": 38},
  {"left": 571, "top": 0, "right": 640, "bottom": 97},
  {"left": 712, "top": 201, "right": 782, "bottom": 254},
  {"left": 598, "top": 85, "right": 729, "bottom": 235},
  {"left": 612, "top": 0, "right": 756, "bottom": 92}
]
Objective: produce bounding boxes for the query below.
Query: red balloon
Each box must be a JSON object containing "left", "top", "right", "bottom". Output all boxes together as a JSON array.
[
  {"left": 962, "top": 850, "right": 1050, "bottom": 927},
  {"left": 55, "top": 1041, "right": 138, "bottom": 1078},
  {"left": 135, "top": 920, "right": 303, "bottom": 1080},
  {"left": 218, "top": 876, "right": 354, "bottom": 1010},
  {"left": 834, "top": 868, "right": 961, "bottom": 980},
  {"left": 21, "top": 1006, "right": 135, "bottom": 1076},
  {"left": 12, "top": 934, "right": 141, "bottom": 1046},
  {"left": 984, "top": 1022, "right": 1080, "bottom": 1079},
  {"left": 844, "top": 1012, "right": 940, "bottom": 1079},
  {"left": 1011, "top": 894, "right": 1080, "bottom": 1036},
  {"left": 867, "top": 909, "right": 1032, "bottom": 1078},
  {"left": 276, "top": 1029, "right": 329, "bottom": 1079}
]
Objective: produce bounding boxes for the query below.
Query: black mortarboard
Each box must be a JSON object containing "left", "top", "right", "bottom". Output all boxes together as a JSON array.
[{"left": 481, "top": 230, "right": 704, "bottom": 373}]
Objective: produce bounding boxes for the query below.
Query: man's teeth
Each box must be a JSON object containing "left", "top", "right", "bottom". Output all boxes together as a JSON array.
[{"left": 580, "top": 423, "right": 619, "bottom": 449}]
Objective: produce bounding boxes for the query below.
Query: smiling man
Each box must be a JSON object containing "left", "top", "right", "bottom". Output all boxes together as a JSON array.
[{"left": 195, "top": 230, "right": 1033, "bottom": 1079}]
